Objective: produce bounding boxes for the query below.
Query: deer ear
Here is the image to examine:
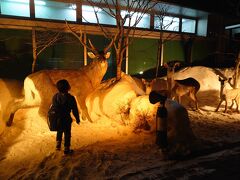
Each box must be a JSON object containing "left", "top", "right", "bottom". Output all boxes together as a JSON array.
[
  {"left": 104, "top": 52, "right": 111, "bottom": 59},
  {"left": 174, "top": 62, "right": 180, "bottom": 67},
  {"left": 141, "top": 78, "right": 146, "bottom": 84},
  {"left": 163, "top": 63, "right": 168, "bottom": 68},
  {"left": 87, "top": 52, "right": 96, "bottom": 59}
]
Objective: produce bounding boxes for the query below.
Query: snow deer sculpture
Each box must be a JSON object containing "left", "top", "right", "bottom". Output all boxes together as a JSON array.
[
  {"left": 5, "top": 26, "right": 115, "bottom": 126},
  {"left": 164, "top": 62, "right": 200, "bottom": 110},
  {"left": 215, "top": 76, "right": 240, "bottom": 113}
]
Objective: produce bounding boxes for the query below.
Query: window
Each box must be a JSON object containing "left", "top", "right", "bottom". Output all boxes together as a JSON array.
[
  {"left": 82, "top": 5, "right": 116, "bottom": 25},
  {"left": 35, "top": 0, "right": 76, "bottom": 21},
  {"left": 121, "top": 10, "right": 150, "bottom": 28},
  {"left": 154, "top": 15, "right": 179, "bottom": 31},
  {"left": 1, "top": 0, "right": 30, "bottom": 17},
  {"left": 182, "top": 18, "right": 196, "bottom": 33}
]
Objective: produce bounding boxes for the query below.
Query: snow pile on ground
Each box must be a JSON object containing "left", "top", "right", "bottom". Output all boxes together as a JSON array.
[
  {"left": 86, "top": 73, "right": 196, "bottom": 154},
  {"left": 1, "top": 66, "right": 240, "bottom": 179}
]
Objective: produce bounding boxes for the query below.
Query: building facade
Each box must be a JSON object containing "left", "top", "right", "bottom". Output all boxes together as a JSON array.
[{"left": 0, "top": 0, "right": 238, "bottom": 79}]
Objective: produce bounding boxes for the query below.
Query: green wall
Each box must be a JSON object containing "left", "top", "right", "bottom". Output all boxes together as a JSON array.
[
  {"left": 192, "top": 39, "right": 216, "bottom": 62},
  {"left": 0, "top": 28, "right": 218, "bottom": 80},
  {"left": 38, "top": 41, "right": 84, "bottom": 70},
  {"left": 0, "top": 29, "right": 32, "bottom": 79},
  {"left": 163, "top": 40, "right": 184, "bottom": 63},
  {"left": 128, "top": 37, "right": 158, "bottom": 75}
]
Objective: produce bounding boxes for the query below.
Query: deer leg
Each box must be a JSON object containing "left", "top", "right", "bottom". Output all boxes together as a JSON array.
[
  {"left": 215, "top": 100, "right": 223, "bottom": 112},
  {"left": 189, "top": 92, "right": 198, "bottom": 110},
  {"left": 224, "top": 100, "right": 228, "bottom": 113},
  {"left": 78, "top": 97, "right": 93, "bottom": 123},
  {"left": 235, "top": 100, "right": 239, "bottom": 113},
  {"left": 5, "top": 100, "right": 23, "bottom": 126},
  {"left": 6, "top": 113, "right": 15, "bottom": 127},
  {"left": 229, "top": 99, "right": 235, "bottom": 109},
  {"left": 178, "top": 95, "right": 181, "bottom": 104},
  {"left": 5, "top": 98, "right": 39, "bottom": 126}
]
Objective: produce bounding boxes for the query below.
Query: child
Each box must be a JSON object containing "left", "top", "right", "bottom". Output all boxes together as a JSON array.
[{"left": 51, "top": 79, "right": 80, "bottom": 154}]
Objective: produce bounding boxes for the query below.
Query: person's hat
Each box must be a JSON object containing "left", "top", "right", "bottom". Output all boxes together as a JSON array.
[{"left": 149, "top": 91, "right": 167, "bottom": 104}]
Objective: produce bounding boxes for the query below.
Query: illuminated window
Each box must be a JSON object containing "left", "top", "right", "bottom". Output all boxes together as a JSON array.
[
  {"left": 121, "top": 10, "right": 150, "bottom": 28},
  {"left": 35, "top": 0, "right": 76, "bottom": 21},
  {"left": 1, "top": 0, "right": 30, "bottom": 17},
  {"left": 82, "top": 5, "right": 116, "bottom": 25},
  {"left": 182, "top": 18, "right": 196, "bottom": 33},
  {"left": 154, "top": 16, "right": 179, "bottom": 31}
]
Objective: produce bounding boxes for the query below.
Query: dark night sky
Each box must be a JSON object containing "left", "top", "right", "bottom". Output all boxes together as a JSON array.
[{"left": 161, "top": 0, "right": 240, "bottom": 18}]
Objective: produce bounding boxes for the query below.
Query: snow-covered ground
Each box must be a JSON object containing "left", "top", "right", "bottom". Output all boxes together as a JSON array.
[{"left": 1, "top": 66, "right": 240, "bottom": 179}]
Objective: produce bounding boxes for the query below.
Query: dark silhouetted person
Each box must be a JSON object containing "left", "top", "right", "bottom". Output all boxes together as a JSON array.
[
  {"left": 149, "top": 91, "right": 168, "bottom": 152},
  {"left": 52, "top": 79, "right": 80, "bottom": 154}
]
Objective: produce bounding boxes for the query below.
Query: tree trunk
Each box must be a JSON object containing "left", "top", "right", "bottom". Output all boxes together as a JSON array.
[
  {"left": 116, "top": 50, "right": 123, "bottom": 80},
  {"left": 32, "top": 29, "right": 37, "bottom": 73},
  {"left": 116, "top": 64, "right": 122, "bottom": 80}
]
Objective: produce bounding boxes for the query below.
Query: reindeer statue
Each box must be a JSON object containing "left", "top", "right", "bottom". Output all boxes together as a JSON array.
[
  {"left": 164, "top": 62, "right": 200, "bottom": 110},
  {"left": 5, "top": 25, "right": 115, "bottom": 126},
  {"left": 215, "top": 76, "right": 240, "bottom": 113}
]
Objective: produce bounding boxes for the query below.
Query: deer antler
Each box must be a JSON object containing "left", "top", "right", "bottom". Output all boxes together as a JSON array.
[
  {"left": 103, "top": 33, "right": 118, "bottom": 53},
  {"left": 88, "top": 39, "right": 97, "bottom": 52},
  {"left": 65, "top": 21, "right": 97, "bottom": 53}
]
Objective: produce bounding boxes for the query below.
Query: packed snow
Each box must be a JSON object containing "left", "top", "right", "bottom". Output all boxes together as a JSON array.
[{"left": 1, "top": 66, "right": 240, "bottom": 179}]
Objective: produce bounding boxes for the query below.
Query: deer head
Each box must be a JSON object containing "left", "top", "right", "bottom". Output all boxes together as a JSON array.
[
  {"left": 164, "top": 62, "right": 180, "bottom": 77},
  {"left": 141, "top": 78, "right": 155, "bottom": 94},
  {"left": 66, "top": 21, "right": 115, "bottom": 64},
  {"left": 218, "top": 76, "right": 231, "bottom": 87}
]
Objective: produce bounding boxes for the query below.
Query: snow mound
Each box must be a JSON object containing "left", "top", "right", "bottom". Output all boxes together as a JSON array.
[
  {"left": 2, "top": 67, "right": 240, "bottom": 179},
  {"left": 86, "top": 73, "right": 196, "bottom": 154},
  {"left": 174, "top": 66, "right": 221, "bottom": 91},
  {"left": 86, "top": 73, "right": 145, "bottom": 124}
]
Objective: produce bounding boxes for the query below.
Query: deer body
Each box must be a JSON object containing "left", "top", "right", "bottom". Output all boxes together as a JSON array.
[
  {"left": 6, "top": 51, "right": 111, "bottom": 126},
  {"left": 5, "top": 21, "right": 117, "bottom": 126},
  {"left": 164, "top": 63, "right": 200, "bottom": 110},
  {"left": 215, "top": 77, "right": 240, "bottom": 113},
  {"left": 172, "top": 78, "right": 200, "bottom": 108}
]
